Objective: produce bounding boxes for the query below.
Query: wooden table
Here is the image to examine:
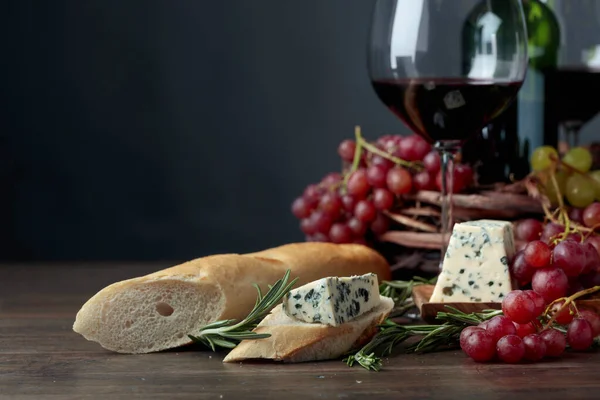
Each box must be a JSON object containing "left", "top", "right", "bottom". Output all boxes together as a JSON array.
[{"left": 2, "top": 264, "right": 600, "bottom": 400}]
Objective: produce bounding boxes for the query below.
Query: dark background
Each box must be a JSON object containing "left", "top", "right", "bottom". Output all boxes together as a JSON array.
[{"left": 1, "top": 0, "right": 598, "bottom": 262}]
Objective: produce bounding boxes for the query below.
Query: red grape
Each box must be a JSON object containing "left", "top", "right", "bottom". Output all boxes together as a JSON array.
[
  {"left": 353, "top": 237, "right": 368, "bottom": 246},
  {"left": 478, "top": 320, "right": 491, "bottom": 330},
  {"left": 370, "top": 154, "right": 394, "bottom": 171},
  {"left": 341, "top": 194, "right": 358, "bottom": 212},
  {"left": 346, "top": 169, "right": 370, "bottom": 198},
  {"left": 366, "top": 164, "right": 388, "bottom": 188},
  {"left": 539, "top": 328, "right": 567, "bottom": 357},
  {"left": 423, "top": 151, "right": 441, "bottom": 174},
  {"left": 496, "top": 335, "right": 525, "bottom": 363},
  {"left": 585, "top": 235, "right": 600, "bottom": 258},
  {"left": 522, "top": 334, "right": 546, "bottom": 361},
  {"left": 567, "top": 318, "right": 594, "bottom": 351},
  {"left": 541, "top": 223, "right": 565, "bottom": 243},
  {"left": 460, "top": 326, "right": 484, "bottom": 349},
  {"left": 386, "top": 167, "right": 413, "bottom": 195},
  {"left": 532, "top": 267, "right": 569, "bottom": 303},
  {"left": 583, "top": 202, "right": 600, "bottom": 228},
  {"left": 523, "top": 240, "right": 551, "bottom": 268},
  {"left": 524, "top": 290, "right": 546, "bottom": 318},
  {"left": 553, "top": 240, "right": 585, "bottom": 277},
  {"left": 347, "top": 217, "right": 367, "bottom": 236},
  {"left": 311, "top": 210, "right": 333, "bottom": 234},
  {"left": 292, "top": 197, "right": 312, "bottom": 219},
  {"left": 515, "top": 219, "right": 544, "bottom": 242},
  {"left": 376, "top": 134, "right": 402, "bottom": 151},
  {"left": 321, "top": 172, "right": 342, "bottom": 187},
  {"left": 461, "top": 329, "right": 496, "bottom": 362},
  {"left": 303, "top": 184, "right": 323, "bottom": 208},
  {"left": 549, "top": 300, "right": 574, "bottom": 325},
  {"left": 582, "top": 241, "right": 600, "bottom": 274},
  {"left": 510, "top": 251, "right": 536, "bottom": 286},
  {"left": 569, "top": 207, "right": 585, "bottom": 225},
  {"left": 307, "top": 232, "right": 329, "bottom": 242},
  {"left": 300, "top": 217, "right": 317, "bottom": 235},
  {"left": 338, "top": 140, "right": 356, "bottom": 163},
  {"left": 578, "top": 309, "right": 600, "bottom": 337},
  {"left": 513, "top": 321, "right": 538, "bottom": 338},
  {"left": 485, "top": 315, "right": 517, "bottom": 342},
  {"left": 502, "top": 291, "right": 536, "bottom": 324},
  {"left": 454, "top": 164, "right": 474, "bottom": 189},
  {"left": 435, "top": 166, "right": 470, "bottom": 193},
  {"left": 319, "top": 192, "right": 343, "bottom": 219},
  {"left": 354, "top": 200, "right": 377, "bottom": 223},
  {"left": 395, "top": 134, "right": 431, "bottom": 161},
  {"left": 329, "top": 223, "right": 353, "bottom": 244},
  {"left": 370, "top": 212, "right": 390, "bottom": 235},
  {"left": 372, "top": 188, "right": 395, "bottom": 210},
  {"left": 413, "top": 171, "right": 436, "bottom": 191}
]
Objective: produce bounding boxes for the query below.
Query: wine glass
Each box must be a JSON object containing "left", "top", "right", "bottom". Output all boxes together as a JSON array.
[{"left": 368, "top": 0, "right": 528, "bottom": 263}]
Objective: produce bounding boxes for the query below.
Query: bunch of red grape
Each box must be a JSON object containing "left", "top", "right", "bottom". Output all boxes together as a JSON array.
[
  {"left": 461, "top": 289, "right": 600, "bottom": 363},
  {"left": 291, "top": 134, "right": 474, "bottom": 244},
  {"left": 512, "top": 218, "right": 600, "bottom": 301}
]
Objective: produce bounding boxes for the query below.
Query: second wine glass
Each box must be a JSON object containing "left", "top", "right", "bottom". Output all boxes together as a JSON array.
[{"left": 368, "top": 0, "right": 529, "bottom": 263}]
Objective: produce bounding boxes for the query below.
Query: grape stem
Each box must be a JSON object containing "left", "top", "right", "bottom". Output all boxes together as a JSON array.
[
  {"left": 354, "top": 128, "right": 421, "bottom": 170},
  {"left": 538, "top": 167, "right": 597, "bottom": 245},
  {"left": 342, "top": 126, "right": 365, "bottom": 190},
  {"left": 543, "top": 285, "right": 600, "bottom": 328},
  {"left": 548, "top": 154, "right": 595, "bottom": 178}
]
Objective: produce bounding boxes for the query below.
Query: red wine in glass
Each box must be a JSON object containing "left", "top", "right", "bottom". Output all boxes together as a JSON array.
[
  {"left": 368, "top": 0, "right": 528, "bottom": 264},
  {"left": 371, "top": 78, "right": 523, "bottom": 143}
]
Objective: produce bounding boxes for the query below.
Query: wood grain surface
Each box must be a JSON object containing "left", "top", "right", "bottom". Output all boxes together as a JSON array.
[{"left": 2, "top": 264, "right": 600, "bottom": 400}]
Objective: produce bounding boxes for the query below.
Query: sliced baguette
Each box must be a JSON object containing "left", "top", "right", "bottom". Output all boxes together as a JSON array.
[
  {"left": 223, "top": 296, "right": 394, "bottom": 363},
  {"left": 73, "top": 242, "right": 391, "bottom": 354}
]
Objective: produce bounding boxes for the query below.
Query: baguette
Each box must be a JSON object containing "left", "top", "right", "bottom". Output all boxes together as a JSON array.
[
  {"left": 73, "top": 242, "right": 391, "bottom": 354},
  {"left": 223, "top": 296, "right": 394, "bottom": 363}
]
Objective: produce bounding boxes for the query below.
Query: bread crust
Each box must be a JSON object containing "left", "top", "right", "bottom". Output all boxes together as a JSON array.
[
  {"left": 222, "top": 296, "right": 394, "bottom": 363},
  {"left": 73, "top": 243, "right": 391, "bottom": 354}
]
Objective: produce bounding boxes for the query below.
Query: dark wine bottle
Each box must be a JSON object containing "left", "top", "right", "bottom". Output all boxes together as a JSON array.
[
  {"left": 544, "top": 0, "right": 600, "bottom": 151},
  {"left": 461, "top": 0, "right": 561, "bottom": 184}
]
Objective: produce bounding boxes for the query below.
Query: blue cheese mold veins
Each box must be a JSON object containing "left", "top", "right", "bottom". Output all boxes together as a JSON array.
[
  {"left": 282, "top": 274, "right": 380, "bottom": 326},
  {"left": 429, "top": 219, "right": 516, "bottom": 303}
]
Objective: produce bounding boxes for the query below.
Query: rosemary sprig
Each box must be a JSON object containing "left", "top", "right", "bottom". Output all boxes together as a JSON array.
[
  {"left": 379, "top": 276, "right": 437, "bottom": 317},
  {"left": 189, "top": 269, "right": 298, "bottom": 351},
  {"left": 344, "top": 306, "right": 503, "bottom": 371}
]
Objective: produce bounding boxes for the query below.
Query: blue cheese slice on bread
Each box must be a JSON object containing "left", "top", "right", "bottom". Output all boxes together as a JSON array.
[
  {"left": 282, "top": 273, "right": 380, "bottom": 326},
  {"left": 429, "top": 219, "right": 516, "bottom": 303}
]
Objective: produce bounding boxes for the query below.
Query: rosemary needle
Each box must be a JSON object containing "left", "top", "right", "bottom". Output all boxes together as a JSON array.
[
  {"left": 379, "top": 276, "right": 437, "bottom": 317},
  {"left": 188, "top": 269, "right": 298, "bottom": 351},
  {"left": 344, "top": 306, "right": 503, "bottom": 371}
]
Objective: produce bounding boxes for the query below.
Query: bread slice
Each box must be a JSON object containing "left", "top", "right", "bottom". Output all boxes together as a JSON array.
[
  {"left": 73, "top": 243, "right": 391, "bottom": 354},
  {"left": 222, "top": 296, "right": 394, "bottom": 363}
]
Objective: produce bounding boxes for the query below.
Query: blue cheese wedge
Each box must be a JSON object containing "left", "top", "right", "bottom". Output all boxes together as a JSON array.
[
  {"left": 429, "top": 219, "right": 516, "bottom": 303},
  {"left": 282, "top": 273, "right": 380, "bottom": 326}
]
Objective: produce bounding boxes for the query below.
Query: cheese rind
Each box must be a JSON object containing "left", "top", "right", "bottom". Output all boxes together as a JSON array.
[
  {"left": 282, "top": 273, "right": 379, "bottom": 326},
  {"left": 429, "top": 219, "right": 516, "bottom": 303}
]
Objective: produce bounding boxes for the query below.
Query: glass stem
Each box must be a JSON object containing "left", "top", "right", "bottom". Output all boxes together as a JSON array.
[
  {"left": 562, "top": 120, "right": 582, "bottom": 149},
  {"left": 435, "top": 141, "right": 461, "bottom": 270}
]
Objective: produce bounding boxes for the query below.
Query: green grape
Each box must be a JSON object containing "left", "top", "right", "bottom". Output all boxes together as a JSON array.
[
  {"left": 531, "top": 146, "right": 558, "bottom": 171},
  {"left": 545, "top": 170, "right": 568, "bottom": 205},
  {"left": 562, "top": 147, "right": 593, "bottom": 173},
  {"left": 589, "top": 170, "right": 600, "bottom": 201},
  {"left": 565, "top": 174, "right": 596, "bottom": 208}
]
